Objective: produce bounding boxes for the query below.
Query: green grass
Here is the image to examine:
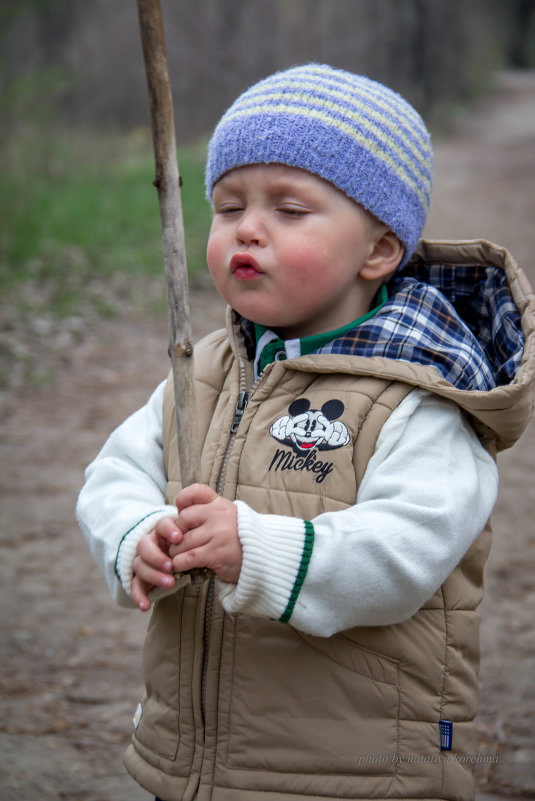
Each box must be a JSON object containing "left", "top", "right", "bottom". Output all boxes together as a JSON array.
[{"left": 0, "top": 123, "right": 212, "bottom": 316}]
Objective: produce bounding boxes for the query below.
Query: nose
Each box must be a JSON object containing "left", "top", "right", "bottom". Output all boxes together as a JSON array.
[{"left": 236, "top": 208, "right": 267, "bottom": 247}]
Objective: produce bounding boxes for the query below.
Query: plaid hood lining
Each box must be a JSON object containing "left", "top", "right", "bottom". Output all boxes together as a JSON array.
[{"left": 239, "top": 262, "right": 524, "bottom": 393}]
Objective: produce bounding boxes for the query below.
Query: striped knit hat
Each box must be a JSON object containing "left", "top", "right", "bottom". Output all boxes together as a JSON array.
[{"left": 205, "top": 63, "right": 433, "bottom": 266}]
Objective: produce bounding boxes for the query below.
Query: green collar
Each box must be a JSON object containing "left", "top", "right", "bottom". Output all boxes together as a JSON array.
[{"left": 254, "top": 284, "right": 388, "bottom": 377}]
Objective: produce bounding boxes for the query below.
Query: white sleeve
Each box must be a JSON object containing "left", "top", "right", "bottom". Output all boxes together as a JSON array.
[
  {"left": 217, "top": 390, "right": 499, "bottom": 635},
  {"left": 76, "top": 380, "right": 178, "bottom": 607}
]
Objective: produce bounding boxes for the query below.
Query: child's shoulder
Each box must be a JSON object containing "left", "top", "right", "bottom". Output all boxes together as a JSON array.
[
  {"left": 195, "top": 326, "right": 228, "bottom": 354},
  {"left": 194, "top": 325, "right": 234, "bottom": 382}
]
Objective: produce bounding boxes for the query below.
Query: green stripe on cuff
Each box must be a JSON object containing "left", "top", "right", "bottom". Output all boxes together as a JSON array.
[
  {"left": 113, "top": 511, "right": 161, "bottom": 579},
  {"left": 279, "top": 520, "right": 315, "bottom": 624}
]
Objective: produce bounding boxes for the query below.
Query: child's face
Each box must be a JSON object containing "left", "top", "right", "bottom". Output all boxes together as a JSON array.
[{"left": 207, "top": 164, "right": 387, "bottom": 339}]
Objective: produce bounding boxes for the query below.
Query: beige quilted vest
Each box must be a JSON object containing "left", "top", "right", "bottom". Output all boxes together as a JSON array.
[{"left": 125, "top": 240, "right": 535, "bottom": 801}]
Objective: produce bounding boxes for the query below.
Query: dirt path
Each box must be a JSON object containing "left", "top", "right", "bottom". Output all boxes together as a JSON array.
[
  {"left": 423, "top": 71, "right": 535, "bottom": 798},
  {"left": 1, "top": 72, "right": 534, "bottom": 801}
]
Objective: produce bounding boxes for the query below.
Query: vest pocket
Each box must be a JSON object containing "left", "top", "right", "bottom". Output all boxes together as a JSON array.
[{"left": 223, "top": 617, "right": 400, "bottom": 776}]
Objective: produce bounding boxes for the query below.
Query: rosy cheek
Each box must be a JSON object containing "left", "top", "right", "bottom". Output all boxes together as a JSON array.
[
  {"left": 283, "top": 242, "right": 330, "bottom": 279},
  {"left": 206, "top": 236, "right": 223, "bottom": 277}
]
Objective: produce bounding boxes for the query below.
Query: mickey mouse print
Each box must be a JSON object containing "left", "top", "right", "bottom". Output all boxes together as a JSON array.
[{"left": 268, "top": 398, "right": 351, "bottom": 484}]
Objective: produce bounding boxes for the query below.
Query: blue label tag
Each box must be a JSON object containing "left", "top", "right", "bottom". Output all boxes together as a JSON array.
[{"left": 439, "top": 719, "right": 453, "bottom": 751}]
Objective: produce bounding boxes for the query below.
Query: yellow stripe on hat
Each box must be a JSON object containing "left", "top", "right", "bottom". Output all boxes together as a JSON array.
[
  {"left": 223, "top": 103, "right": 431, "bottom": 208},
  {"left": 235, "top": 89, "right": 432, "bottom": 191},
  {"left": 303, "top": 65, "right": 426, "bottom": 129},
  {"left": 250, "top": 73, "right": 430, "bottom": 152}
]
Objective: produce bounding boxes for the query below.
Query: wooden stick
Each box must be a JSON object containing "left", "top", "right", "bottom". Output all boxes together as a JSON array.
[{"left": 137, "top": 0, "right": 198, "bottom": 487}]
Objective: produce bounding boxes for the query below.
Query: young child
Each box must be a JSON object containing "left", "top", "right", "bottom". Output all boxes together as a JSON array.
[{"left": 77, "top": 64, "right": 534, "bottom": 801}]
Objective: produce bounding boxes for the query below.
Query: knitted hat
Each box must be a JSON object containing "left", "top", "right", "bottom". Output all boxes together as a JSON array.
[{"left": 205, "top": 63, "right": 433, "bottom": 266}]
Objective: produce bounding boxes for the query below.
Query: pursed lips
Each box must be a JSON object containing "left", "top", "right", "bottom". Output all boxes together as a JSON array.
[{"left": 230, "top": 253, "right": 263, "bottom": 279}]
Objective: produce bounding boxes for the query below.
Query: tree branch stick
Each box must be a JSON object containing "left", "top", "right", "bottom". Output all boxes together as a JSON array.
[{"left": 137, "top": 0, "right": 198, "bottom": 488}]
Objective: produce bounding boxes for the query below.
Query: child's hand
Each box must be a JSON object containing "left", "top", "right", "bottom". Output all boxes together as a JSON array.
[
  {"left": 169, "top": 484, "right": 242, "bottom": 584},
  {"left": 131, "top": 518, "right": 181, "bottom": 611}
]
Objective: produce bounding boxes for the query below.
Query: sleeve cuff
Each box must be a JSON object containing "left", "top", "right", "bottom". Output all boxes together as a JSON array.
[
  {"left": 114, "top": 507, "right": 178, "bottom": 596},
  {"left": 217, "top": 500, "right": 314, "bottom": 622}
]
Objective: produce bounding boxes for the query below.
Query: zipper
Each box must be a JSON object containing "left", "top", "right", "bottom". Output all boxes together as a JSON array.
[
  {"left": 230, "top": 390, "right": 252, "bottom": 433},
  {"left": 201, "top": 362, "right": 271, "bottom": 721},
  {"left": 215, "top": 359, "right": 248, "bottom": 495},
  {"left": 216, "top": 362, "right": 272, "bottom": 495},
  {"left": 201, "top": 359, "right": 250, "bottom": 726},
  {"left": 200, "top": 360, "right": 273, "bottom": 751},
  {"left": 200, "top": 575, "right": 214, "bottom": 728}
]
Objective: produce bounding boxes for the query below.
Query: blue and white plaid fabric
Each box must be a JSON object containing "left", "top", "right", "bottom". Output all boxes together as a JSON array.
[
  {"left": 323, "top": 263, "right": 523, "bottom": 391},
  {"left": 240, "top": 263, "right": 524, "bottom": 392}
]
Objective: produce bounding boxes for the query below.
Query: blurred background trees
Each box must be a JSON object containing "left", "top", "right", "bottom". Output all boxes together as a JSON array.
[{"left": 2, "top": 0, "right": 535, "bottom": 139}]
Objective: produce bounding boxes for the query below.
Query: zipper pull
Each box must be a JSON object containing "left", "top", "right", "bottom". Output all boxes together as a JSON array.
[{"left": 231, "top": 391, "right": 252, "bottom": 433}]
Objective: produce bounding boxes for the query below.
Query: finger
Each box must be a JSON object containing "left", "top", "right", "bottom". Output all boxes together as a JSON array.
[
  {"left": 169, "top": 525, "right": 211, "bottom": 558},
  {"left": 153, "top": 516, "right": 182, "bottom": 545},
  {"left": 176, "top": 483, "right": 218, "bottom": 513},
  {"left": 131, "top": 575, "right": 153, "bottom": 612},
  {"left": 170, "top": 528, "right": 241, "bottom": 582},
  {"left": 171, "top": 543, "right": 207, "bottom": 574},
  {"left": 137, "top": 533, "right": 174, "bottom": 572},
  {"left": 175, "top": 503, "right": 212, "bottom": 536},
  {"left": 133, "top": 554, "right": 176, "bottom": 591}
]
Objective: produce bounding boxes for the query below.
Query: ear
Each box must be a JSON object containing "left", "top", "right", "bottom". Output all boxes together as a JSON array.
[
  {"left": 288, "top": 398, "right": 310, "bottom": 417},
  {"left": 321, "top": 399, "right": 345, "bottom": 421},
  {"left": 359, "top": 230, "right": 404, "bottom": 281}
]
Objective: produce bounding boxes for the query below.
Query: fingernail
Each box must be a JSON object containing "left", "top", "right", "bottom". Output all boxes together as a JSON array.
[
  {"left": 164, "top": 576, "right": 174, "bottom": 587},
  {"left": 163, "top": 561, "right": 172, "bottom": 572}
]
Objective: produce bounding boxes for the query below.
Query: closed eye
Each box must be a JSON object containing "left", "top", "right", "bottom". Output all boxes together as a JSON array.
[
  {"left": 214, "top": 203, "right": 243, "bottom": 215},
  {"left": 277, "top": 205, "right": 309, "bottom": 217}
]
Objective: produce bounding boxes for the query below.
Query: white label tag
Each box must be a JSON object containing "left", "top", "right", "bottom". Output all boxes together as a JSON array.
[{"left": 133, "top": 702, "right": 143, "bottom": 729}]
